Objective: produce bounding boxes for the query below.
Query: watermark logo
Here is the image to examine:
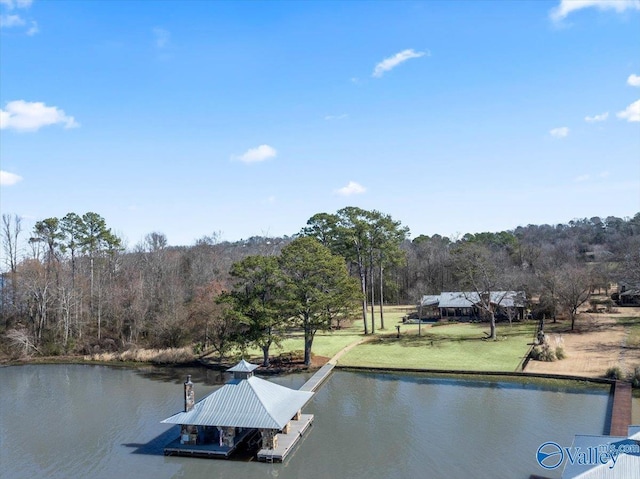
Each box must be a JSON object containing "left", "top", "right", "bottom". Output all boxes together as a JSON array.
[
  {"left": 537, "top": 442, "right": 564, "bottom": 470},
  {"left": 536, "top": 440, "right": 640, "bottom": 470}
]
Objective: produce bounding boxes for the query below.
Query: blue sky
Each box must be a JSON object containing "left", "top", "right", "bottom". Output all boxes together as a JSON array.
[{"left": 1, "top": 0, "right": 639, "bottom": 249}]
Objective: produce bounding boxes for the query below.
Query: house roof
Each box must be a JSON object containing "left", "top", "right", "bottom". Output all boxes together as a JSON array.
[
  {"left": 419, "top": 295, "right": 440, "bottom": 307},
  {"left": 419, "top": 291, "right": 526, "bottom": 308},
  {"left": 161, "top": 371, "right": 314, "bottom": 430}
]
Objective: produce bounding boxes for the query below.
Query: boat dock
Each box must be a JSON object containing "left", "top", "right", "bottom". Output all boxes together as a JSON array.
[
  {"left": 609, "top": 380, "right": 632, "bottom": 436},
  {"left": 164, "top": 428, "right": 257, "bottom": 458},
  {"left": 256, "top": 414, "right": 314, "bottom": 462}
]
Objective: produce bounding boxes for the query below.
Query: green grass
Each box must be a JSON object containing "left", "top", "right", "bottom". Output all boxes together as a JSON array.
[
  {"left": 338, "top": 320, "right": 537, "bottom": 372},
  {"left": 240, "top": 306, "right": 537, "bottom": 372}
]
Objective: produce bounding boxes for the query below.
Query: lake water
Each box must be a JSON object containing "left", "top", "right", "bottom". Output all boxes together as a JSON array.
[{"left": 0, "top": 364, "right": 612, "bottom": 479}]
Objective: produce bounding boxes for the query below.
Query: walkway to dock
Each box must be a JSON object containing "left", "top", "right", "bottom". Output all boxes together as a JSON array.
[
  {"left": 609, "top": 380, "right": 632, "bottom": 436},
  {"left": 300, "top": 338, "right": 364, "bottom": 392}
]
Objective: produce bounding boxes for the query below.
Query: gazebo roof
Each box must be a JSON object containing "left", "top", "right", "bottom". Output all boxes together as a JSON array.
[
  {"left": 227, "top": 359, "right": 259, "bottom": 373},
  {"left": 161, "top": 373, "right": 313, "bottom": 430}
]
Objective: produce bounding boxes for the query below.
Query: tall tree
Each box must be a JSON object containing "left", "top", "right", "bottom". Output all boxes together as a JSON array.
[
  {"left": 556, "top": 265, "right": 593, "bottom": 331},
  {"left": 335, "top": 207, "right": 371, "bottom": 334},
  {"left": 452, "top": 242, "right": 509, "bottom": 340},
  {"left": 80, "top": 212, "right": 122, "bottom": 340},
  {"left": 222, "top": 255, "right": 287, "bottom": 366},
  {"left": 1, "top": 214, "right": 22, "bottom": 324},
  {"left": 279, "top": 237, "right": 360, "bottom": 366}
]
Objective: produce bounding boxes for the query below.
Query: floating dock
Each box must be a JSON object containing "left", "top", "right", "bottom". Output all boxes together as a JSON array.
[
  {"left": 609, "top": 380, "right": 632, "bottom": 436},
  {"left": 164, "top": 428, "right": 258, "bottom": 458},
  {"left": 256, "top": 414, "right": 314, "bottom": 462}
]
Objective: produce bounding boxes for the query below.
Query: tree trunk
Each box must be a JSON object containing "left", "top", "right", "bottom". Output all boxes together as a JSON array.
[
  {"left": 359, "top": 265, "right": 368, "bottom": 335},
  {"left": 262, "top": 344, "right": 270, "bottom": 367},
  {"left": 489, "top": 312, "right": 496, "bottom": 340},
  {"left": 369, "top": 266, "right": 375, "bottom": 335},
  {"left": 379, "top": 263, "right": 385, "bottom": 329},
  {"left": 304, "top": 333, "right": 313, "bottom": 367}
]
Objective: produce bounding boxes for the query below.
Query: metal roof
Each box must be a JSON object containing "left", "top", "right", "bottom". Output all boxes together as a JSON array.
[
  {"left": 161, "top": 376, "right": 314, "bottom": 430},
  {"left": 419, "top": 295, "right": 440, "bottom": 307},
  {"left": 227, "top": 359, "right": 259, "bottom": 373},
  {"left": 423, "top": 291, "right": 526, "bottom": 308},
  {"left": 561, "top": 430, "right": 640, "bottom": 479}
]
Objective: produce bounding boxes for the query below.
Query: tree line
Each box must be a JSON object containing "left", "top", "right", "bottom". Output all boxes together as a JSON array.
[{"left": 1, "top": 210, "right": 639, "bottom": 363}]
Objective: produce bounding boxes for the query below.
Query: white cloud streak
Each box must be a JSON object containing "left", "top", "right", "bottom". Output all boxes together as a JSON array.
[
  {"left": 617, "top": 99, "right": 640, "bottom": 122},
  {"left": 550, "top": 0, "right": 640, "bottom": 21},
  {"left": 549, "top": 126, "right": 569, "bottom": 138},
  {"left": 335, "top": 181, "right": 366, "bottom": 196},
  {"left": 372, "top": 49, "right": 428, "bottom": 78},
  {"left": 0, "top": 100, "right": 79, "bottom": 132},
  {"left": 628, "top": 74, "right": 640, "bottom": 87},
  {"left": 324, "top": 113, "right": 348, "bottom": 121},
  {"left": 234, "top": 144, "right": 277, "bottom": 164},
  {"left": 0, "top": 170, "right": 23, "bottom": 186},
  {"left": 585, "top": 112, "right": 608, "bottom": 122}
]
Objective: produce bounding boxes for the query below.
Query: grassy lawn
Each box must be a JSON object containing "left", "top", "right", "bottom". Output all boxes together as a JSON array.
[
  {"left": 240, "top": 305, "right": 537, "bottom": 372},
  {"left": 338, "top": 319, "right": 537, "bottom": 372}
]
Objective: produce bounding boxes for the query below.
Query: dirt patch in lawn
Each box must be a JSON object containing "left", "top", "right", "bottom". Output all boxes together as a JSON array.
[{"left": 525, "top": 306, "right": 640, "bottom": 379}]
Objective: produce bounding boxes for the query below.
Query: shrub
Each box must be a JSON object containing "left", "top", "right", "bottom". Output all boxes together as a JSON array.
[
  {"left": 630, "top": 366, "right": 640, "bottom": 389},
  {"left": 531, "top": 343, "right": 556, "bottom": 362},
  {"left": 555, "top": 346, "right": 566, "bottom": 360},
  {"left": 605, "top": 366, "right": 624, "bottom": 380}
]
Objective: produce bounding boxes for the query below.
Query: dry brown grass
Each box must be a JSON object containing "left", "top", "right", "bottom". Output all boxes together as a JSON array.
[
  {"left": 525, "top": 306, "right": 640, "bottom": 379},
  {"left": 85, "top": 346, "right": 195, "bottom": 364}
]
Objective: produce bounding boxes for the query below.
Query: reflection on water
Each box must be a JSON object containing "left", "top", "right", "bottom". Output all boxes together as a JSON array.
[{"left": 0, "top": 365, "right": 609, "bottom": 479}]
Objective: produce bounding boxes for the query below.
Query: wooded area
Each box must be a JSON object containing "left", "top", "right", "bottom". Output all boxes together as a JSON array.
[{"left": 1, "top": 210, "right": 639, "bottom": 362}]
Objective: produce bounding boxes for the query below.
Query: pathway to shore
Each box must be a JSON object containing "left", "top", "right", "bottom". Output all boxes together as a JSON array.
[{"left": 300, "top": 338, "right": 365, "bottom": 392}]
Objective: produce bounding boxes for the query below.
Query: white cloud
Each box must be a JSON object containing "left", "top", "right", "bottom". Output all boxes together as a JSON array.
[
  {"left": 25, "top": 19, "right": 36, "bottom": 35},
  {"left": 324, "top": 113, "right": 348, "bottom": 121},
  {"left": 585, "top": 112, "right": 609, "bottom": 122},
  {"left": 550, "top": 0, "right": 640, "bottom": 22},
  {"left": 628, "top": 74, "right": 640, "bottom": 87},
  {"left": 0, "top": 0, "right": 33, "bottom": 9},
  {"left": 0, "top": 100, "right": 80, "bottom": 132},
  {"left": 153, "top": 27, "right": 170, "bottom": 48},
  {"left": 574, "top": 174, "right": 590, "bottom": 182},
  {"left": 1, "top": 0, "right": 35, "bottom": 34},
  {"left": 617, "top": 99, "right": 640, "bottom": 122},
  {"left": 0, "top": 170, "right": 23, "bottom": 186},
  {"left": 0, "top": 13, "right": 24, "bottom": 27},
  {"left": 234, "top": 144, "right": 277, "bottom": 164},
  {"left": 372, "top": 49, "right": 429, "bottom": 78},
  {"left": 549, "top": 126, "right": 569, "bottom": 138},
  {"left": 335, "top": 181, "right": 366, "bottom": 196}
]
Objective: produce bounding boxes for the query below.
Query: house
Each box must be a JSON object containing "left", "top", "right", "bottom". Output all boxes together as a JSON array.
[
  {"left": 615, "top": 282, "right": 640, "bottom": 306},
  {"left": 161, "top": 359, "right": 314, "bottom": 460},
  {"left": 418, "top": 291, "right": 526, "bottom": 321}
]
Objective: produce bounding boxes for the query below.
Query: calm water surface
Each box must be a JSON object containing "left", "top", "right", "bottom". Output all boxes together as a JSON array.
[{"left": 0, "top": 365, "right": 612, "bottom": 479}]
